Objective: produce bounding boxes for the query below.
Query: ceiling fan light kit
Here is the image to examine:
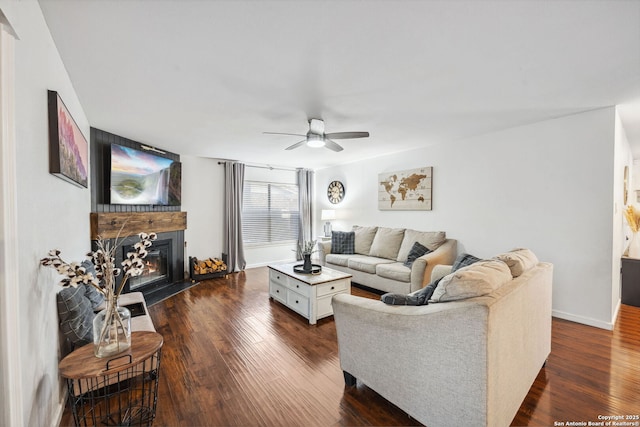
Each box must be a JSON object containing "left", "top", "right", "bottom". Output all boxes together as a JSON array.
[
  {"left": 306, "top": 133, "right": 325, "bottom": 148},
  {"left": 264, "top": 118, "right": 370, "bottom": 152}
]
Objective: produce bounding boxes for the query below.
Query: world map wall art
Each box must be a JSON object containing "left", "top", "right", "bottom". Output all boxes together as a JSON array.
[{"left": 378, "top": 167, "right": 432, "bottom": 211}]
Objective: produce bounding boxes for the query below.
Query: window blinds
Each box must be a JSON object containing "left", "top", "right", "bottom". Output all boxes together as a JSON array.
[{"left": 242, "top": 180, "right": 299, "bottom": 245}]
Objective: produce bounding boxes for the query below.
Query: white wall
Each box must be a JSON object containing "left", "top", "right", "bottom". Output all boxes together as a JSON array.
[
  {"left": 181, "top": 155, "right": 224, "bottom": 269},
  {"left": 633, "top": 159, "right": 640, "bottom": 203},
  {"left": 0, "top": 8, "right": 20, "bottom": 427},
  {"left": 0, "top": 2, "right": 91, "bottom": 425},
  {"left": 316, "top": 108, "right": 621, "bottom": 329}
]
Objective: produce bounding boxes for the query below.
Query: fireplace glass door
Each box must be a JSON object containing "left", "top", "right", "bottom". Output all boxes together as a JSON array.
[{"left": 125, "top": 240, "right": 171, "bottom": 292}]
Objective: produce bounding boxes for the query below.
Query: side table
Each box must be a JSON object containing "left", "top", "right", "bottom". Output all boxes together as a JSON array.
[
  {"left": 621, "top": 257, "right": 640, "bottom": 307},
  {"left": 58, "top": 331, "right": 163, "bottom": 426}
]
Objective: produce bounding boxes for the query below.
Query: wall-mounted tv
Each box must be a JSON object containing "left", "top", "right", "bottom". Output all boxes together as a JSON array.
[{"left": 109, "top": 144, "right": 181, "bottom": 206}]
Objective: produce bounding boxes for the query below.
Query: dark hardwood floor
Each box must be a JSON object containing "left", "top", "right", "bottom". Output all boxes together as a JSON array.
[{"left": 59, "top": 267, "right": 640, "bottom": 426}]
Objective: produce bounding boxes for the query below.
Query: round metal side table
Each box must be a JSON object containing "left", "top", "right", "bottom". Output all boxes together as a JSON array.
[{"left": 58, "top": 331, "right": 163, "bottom": 426}]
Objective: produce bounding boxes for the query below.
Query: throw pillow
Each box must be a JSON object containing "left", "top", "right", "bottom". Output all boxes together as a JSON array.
[
  {"left": 331, "top": 231, "right": 355, "bottom": 255},
  {"left": 430, "top": 259, "right": 512, "bottom": 303},
  {"left": 368, "top": 227, "right": 405, "bottom": 260},
  {"left": 352, "top": 225, "right": 378, "bottom": 255},
  {"left": 494, "top": 248, "right": 539, "bottom": 277},
  {"left": 56, "top": 285, "right": 95, "bottom": 346},
  {"left": 81, "top": 260, "right": 104, "bottom": 309},
  {"left": 403, "top": 242, "right": 432, "bottom": 268},
  {"left": 396, "top": 230, "right": 446, "bottom": 262},
  {"left": 381, "top": 277, "right": 442, "bottom": 306},
  {"left": 452, "top": 253, "right": 482, "bottom": 272},
  {"left": 413, "top": 278, "right": 442, "bottom": 303},
  {"left": 380, "top": 293, "right": 419, "bottom": 305}
]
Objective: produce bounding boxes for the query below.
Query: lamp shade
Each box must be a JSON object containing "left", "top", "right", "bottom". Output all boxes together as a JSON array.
[{"left": 321, "top": 209, "right": 336, "bottom": 220}]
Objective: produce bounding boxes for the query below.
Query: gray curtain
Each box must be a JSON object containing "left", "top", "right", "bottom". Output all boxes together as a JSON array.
[
  {"left": 223, "top": 161, "right": 246, "bottom": 272},
  {"left": 297, "top": 168, "right": 314, "bottom": 260}
]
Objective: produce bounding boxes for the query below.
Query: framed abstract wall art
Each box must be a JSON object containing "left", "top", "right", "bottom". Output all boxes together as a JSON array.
[
  {"left": 48, "top": 90, "right": 88, "bottom": 188},
  {"left": 378, "top": 166, "right": 432, "bottom": 210}
]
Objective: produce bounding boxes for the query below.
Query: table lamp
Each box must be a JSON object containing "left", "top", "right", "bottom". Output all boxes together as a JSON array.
[{"left": 321, "top": 209, "right": 336, "bottom": 237}]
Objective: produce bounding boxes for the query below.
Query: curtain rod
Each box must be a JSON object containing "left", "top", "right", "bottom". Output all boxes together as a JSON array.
[{"left": 217, "top": 161, "right": 298, "bottom": 172}]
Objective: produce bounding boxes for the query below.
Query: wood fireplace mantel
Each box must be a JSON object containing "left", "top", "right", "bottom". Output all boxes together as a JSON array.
[{"left": 90, "top": 212, "right": 187, "bottom": 240}]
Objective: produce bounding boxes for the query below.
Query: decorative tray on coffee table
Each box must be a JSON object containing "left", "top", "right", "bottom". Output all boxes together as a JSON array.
[{"left": 293, "top": 264, "right": 322, "bottom": 275}]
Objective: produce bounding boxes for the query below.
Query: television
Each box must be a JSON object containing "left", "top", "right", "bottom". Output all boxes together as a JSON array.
[{"left": 109, "top": 144, "right": 181, "bottom": 206}]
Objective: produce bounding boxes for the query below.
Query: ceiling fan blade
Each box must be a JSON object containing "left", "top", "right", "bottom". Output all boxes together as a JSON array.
[
  {"left": 285, "top": 139, "right": 307, "bottom": 151},
  {"left": 324, "top": 139, "right": 344, "bottom": 152},
  {"left": 324, "top": 131, "right": 369, "bottom": 139},
  {"left": 264, "top": 132, "right": 306, "bottom": 137}
]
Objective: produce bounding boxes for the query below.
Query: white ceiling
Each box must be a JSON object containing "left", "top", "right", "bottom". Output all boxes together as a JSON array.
[{"left": 38, "top": 0, "right": 640, "bottom": 170}]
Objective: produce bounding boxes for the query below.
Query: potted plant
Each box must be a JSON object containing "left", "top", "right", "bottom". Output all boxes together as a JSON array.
[{"left": 297, "top": 240, "right": 317, "bottom": 273}]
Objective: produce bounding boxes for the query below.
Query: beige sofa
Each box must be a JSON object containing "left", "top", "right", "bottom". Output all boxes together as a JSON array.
[
  {"left": 332, "top": 249, "right": 552, "bottom": 427},
  {"left": 318, "top": 226, "right": 457, "bottom": 294}
]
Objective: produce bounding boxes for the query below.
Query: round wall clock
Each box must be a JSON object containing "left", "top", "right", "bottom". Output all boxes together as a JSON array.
[{"left": 327, "top": 180, "right": 345, "bottom": 204}]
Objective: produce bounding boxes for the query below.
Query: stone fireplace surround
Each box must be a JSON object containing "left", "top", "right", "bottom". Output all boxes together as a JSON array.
[{"left": 90, "top": 212, "right": 188, "bottom": 304}]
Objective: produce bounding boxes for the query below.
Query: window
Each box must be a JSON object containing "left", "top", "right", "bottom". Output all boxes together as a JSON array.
[{"left": 242, "top": 181, "right": 299, "bottom": 245}]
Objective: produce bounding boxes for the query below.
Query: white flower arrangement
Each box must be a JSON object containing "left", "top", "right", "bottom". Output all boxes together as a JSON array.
[
  {"left": 41, "top": 232, "right": 158, "bottom": 300},
  {"left": 41, "top": 231, "right": 158, "bottom": 356}
]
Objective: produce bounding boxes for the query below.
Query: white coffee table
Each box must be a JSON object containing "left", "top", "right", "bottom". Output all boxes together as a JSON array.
[{"left": 268, "top": 262, "right": 352, "bottom": 325}]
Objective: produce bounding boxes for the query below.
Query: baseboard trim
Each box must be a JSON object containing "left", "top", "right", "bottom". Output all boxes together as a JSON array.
[
  {"left": 51, "top": 394, "right": 66, "bottom": 427},
  {"left": 552, "top": 309, "right": 614, "bottom": 331},
  {"left": 612, "top": 299, "right": 622, "bottom": 328}
]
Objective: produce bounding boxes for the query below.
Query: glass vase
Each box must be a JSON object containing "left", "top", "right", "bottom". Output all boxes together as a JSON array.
[
  {"left": 628, "top": 232, "right": 640, "bottom": 259},
  {"left": 93, "top": 302, "right": 131, "bottom": 358}
]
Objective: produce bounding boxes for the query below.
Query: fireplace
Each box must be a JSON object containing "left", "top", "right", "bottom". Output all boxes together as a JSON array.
[
  {"left": 125, "top": 239, "right": 172, "bottom": 292},
  {"left": 111, "top": 231, "right": 184, "bottom": 298},
  {"left": 90, "top": 212, "right": 187, "bottom": 303}
]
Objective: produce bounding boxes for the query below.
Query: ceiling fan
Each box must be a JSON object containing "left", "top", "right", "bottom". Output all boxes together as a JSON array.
[{"left": 264, "top": 118, "right": 369, "bottom": 152}]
